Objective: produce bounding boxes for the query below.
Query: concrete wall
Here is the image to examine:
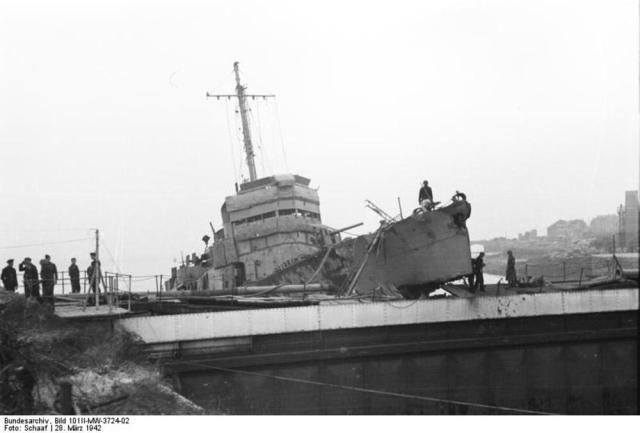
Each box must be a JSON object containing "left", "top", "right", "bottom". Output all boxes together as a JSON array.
[
  {"left": 180, "top": 331, "right": 637, "bottom": 414},
  {"left": 118, "top": 288, "right": 638, "bottom": 344}
]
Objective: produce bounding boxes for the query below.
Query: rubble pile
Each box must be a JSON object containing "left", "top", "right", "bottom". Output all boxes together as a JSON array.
[{"left": 0, "top": 294, "right": 207, "bottom": 415}]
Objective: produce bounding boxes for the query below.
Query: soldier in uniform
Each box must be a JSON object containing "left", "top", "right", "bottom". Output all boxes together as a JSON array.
[
  {"left": 40, "top": 254, "right": 58, "bottom": 306},
  {"left": 1, "top": 259, "right": 18, "bottom": 292},
  {"left": 86, "top": 252, "right": 103, "bottom": 294},
  {"left": 68, "top": 258, "right": 81, "bottom": 294},
  {"left": 474, "top": 252, "right": 486, "bottom": 292},
  {"left": 506, "top": 250, "right": 517, "bottom": 288},
  {"left": 467, "top": 257, "right": 476, "bottom": 292},
  {"left": 19, "top": 258, "right": 40, "bottom": 300}
]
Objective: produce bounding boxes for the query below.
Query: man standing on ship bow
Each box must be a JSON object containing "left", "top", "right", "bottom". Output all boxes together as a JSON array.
[{"left": 418, "top": 180, "right": 433, "bottom": 205}]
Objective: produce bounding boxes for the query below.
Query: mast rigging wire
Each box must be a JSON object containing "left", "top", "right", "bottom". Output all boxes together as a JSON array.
[
  {"left": 249, "top": 108, "right": 265, "bottom": 176},
  {"left": 101, "top": 239, "right": 133, "bottom": 293},
  {"left": 233, "top": 101, "right": 248, "bottom": 181},
  {"left": 251, "top": 101, "right": 268, "bottom": 176},
  {"left": 273, "top": 98, "right": 289, "bottom": 172},
  {"left": 224, "top": 98, "right": 240, "bottom": 185}
]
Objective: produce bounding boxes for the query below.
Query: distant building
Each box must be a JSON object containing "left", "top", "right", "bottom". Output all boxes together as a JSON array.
[
  {"left": 618, "top": 191, "right": 639, "bottom": 252},
  {"left": 589, "top": 214, "right": 618, "bottom": 236},
  {"left": 547, "top": 219, "right": 588, "bottom": 239},
  {"left": 517, "top": 229, "right": 538, "bottom": 241}
]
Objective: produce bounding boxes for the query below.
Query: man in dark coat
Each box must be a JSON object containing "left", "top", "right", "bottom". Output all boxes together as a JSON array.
[
  {"left": 467, "top": 257, "right": 476, "bottom": 292},
  {"left": 40, "top": 254, "right": 58, "bottom": 306},
  {"left": 506, "top": 250, "right": 517, "bottom": 288},
  {"left": 418, "top": 180, "right": 433, "bottom": 205},
  {"left": 86, "top": 252, "right": 103, "bottom": 294},
  {"left": 68, "top": 258, "right": 81, "bottom": 294},
  {"left": 474, "top": 252, "right": 486, "bottom": 292},
  {"left": 18, "top": 258, "right": 40, "bottom": 300},
  {"left": 1, "top": 259, "right": 18, "bottom": 292}
]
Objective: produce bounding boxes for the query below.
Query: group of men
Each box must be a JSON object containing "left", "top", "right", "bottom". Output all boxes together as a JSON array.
[
  {"left": 418, "top": 180, "right": 518, "bottom": 292},
  {"left": 467, "top": 250, "right": 518, "bottom": 292},
  {"left": 0, "top": 253, "right": 103, "bottom": 306},
  {"left": 418, "top": 180, "right": 465, "bottom": 212}
]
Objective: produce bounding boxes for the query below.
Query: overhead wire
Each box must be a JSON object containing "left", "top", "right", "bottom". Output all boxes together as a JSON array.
[
  {"left": 176, "top": 362, "right": 556, "bottom": 415},
  {"left": 0, "top": 237, "right": 93, "bottom": 250},
  {"left": 0, "top": 228, "right": 93, "bottom": 233}
]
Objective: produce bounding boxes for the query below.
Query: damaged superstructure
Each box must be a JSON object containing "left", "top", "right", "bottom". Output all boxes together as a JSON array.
[
  {"left": 166, "top": 62, "right": 472, "bottom": 298},
  {"left": 192, "top": 173, "right": 339, "bottom": 291}
]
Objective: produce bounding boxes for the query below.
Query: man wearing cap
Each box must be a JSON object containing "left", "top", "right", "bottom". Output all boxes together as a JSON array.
[
  {"left": 86, "top": 252, "right": 103, "bottom": 294},
  {"left": 40, "top": 254, "right": 58, "bottom": 306},
  {"left": 1, "top": 259, "right": 18, "bottom": 292},
  {"left": 19, "top": 258, "right": 40, "bottom": 300},
  {"left": 68, "top": 258, "right": 81, "bottom": 294}
]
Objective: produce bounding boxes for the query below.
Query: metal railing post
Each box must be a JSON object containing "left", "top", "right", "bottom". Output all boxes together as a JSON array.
[
  {"left": 578, "top": 267, "right": 584, "bottom": 288},
  {"left": 107, "top": 275, "right": 113, "bottom": 313}
]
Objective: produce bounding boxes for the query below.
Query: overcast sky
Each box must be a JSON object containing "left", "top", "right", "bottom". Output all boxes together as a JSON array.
[{"left": 0, "top": 0, "right": 638, "bottom": 283}]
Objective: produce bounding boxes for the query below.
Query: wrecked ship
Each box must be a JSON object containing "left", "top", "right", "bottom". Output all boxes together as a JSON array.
[{"left": 167, "top": 62, "right": 472, "bottom": 299}]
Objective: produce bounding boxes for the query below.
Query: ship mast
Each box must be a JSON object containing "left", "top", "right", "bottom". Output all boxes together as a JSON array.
[
  {"left": 233, "top": 62, "right": 258, "bottom": 182},
  {"left": 207, "top": 62, "right": 275, "bottom": 183}
]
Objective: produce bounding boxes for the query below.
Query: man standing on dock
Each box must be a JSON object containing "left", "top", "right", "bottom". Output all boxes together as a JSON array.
[
  {"left": 68, "top": 258, "right": 81, "bottom": 294},
  {"left": 506, "top": 251, "right": 517, "bottom": 288},
  {"left": 40, "top": 254, "right": 58, "bottom": 306},
  {"left": 19, "top": 257, "right": 40, "bottom": 300},
  {"left": 1, "top": 259, "right": 18, "bottom": 292},
  {"left": 87, "top": 252, "right": 103, "bottom": 294},
  {"left": 474, "top": 252, "right": 485, "bottom": 292}
]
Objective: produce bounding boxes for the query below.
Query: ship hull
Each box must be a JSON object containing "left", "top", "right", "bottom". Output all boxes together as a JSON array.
[
  {"left": 261, "top": 200, "right": 473, "bottom": 297},
  {"left": 351, "top": 201, "right": 472, "bottom": 295}
]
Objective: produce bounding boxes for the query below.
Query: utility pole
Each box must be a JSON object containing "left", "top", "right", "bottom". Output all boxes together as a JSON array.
[{"left": 206, "top": 62, "right": 275, "bottom": 183}]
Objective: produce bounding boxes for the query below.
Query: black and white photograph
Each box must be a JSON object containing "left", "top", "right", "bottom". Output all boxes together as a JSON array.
[{"left": 0, "top": 0, "right": 638, "bottom": 422}]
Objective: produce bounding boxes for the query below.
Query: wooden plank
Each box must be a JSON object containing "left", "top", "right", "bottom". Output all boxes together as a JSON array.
[{"left": 55, "top": 304, "right": 130, "bottom": 319}]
